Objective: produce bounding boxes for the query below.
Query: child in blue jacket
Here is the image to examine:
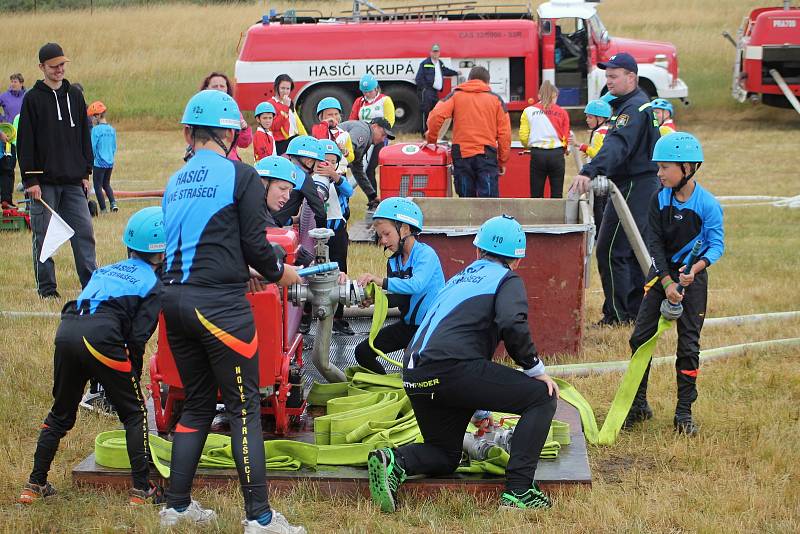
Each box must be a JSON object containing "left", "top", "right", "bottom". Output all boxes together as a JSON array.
[
  {"left": 19, "top": 207, "right": 166, "bottom": 505},
  {"left": 625, "top": 132, "right": 725, "bottom": 436},
  {"left": 88, "top": 100, "right": 117, "bottom": 212},
  {"left": 354, "top": 197, "right": 445, "bottom": 374}
]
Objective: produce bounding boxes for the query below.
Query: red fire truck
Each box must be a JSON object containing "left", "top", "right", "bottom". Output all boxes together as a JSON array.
[
  {"left": 725, "top": 2, "right": 800, "bottom": 110},
  {"left": 235, "top": 0, "right": 690, "bottom": 132}
]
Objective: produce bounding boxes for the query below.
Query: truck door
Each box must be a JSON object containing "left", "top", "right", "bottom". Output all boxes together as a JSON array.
[
  {"left": 553, "top": 17, "right": 589, "bottom": 106},
  {"left": 586, "top": 14, "right": 611, "bottom": 101}
]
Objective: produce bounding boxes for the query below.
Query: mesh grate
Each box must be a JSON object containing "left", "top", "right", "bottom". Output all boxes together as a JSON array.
[{"left": 399, "top": 174, "right": 430, "bottom": 196}]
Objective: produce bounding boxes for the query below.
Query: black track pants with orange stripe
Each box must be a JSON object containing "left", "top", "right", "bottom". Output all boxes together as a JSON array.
[
  {"left": 30, "top": 315, "right": 150, "bottom": 490},
  {"left": 162, "top": 285, "right": 270, "bottom": 520},
  {"left": 629, "top": 270, "right": 708, "bottom": 417}
]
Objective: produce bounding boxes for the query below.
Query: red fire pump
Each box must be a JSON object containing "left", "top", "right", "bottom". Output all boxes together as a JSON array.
[{"left": 148, "top": 227, "right": 306, "bottom": 436}]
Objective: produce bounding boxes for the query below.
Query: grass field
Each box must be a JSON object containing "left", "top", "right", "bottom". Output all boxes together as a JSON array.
[
  {"left": 2, "top": 1, "right": 800, "bottom": 532},
  {"left": 0, "top": 0, "right": 785, "bottom": 123}
]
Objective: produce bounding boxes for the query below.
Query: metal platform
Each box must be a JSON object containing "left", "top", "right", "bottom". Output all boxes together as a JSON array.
[
  {"left": 74, "top": 319, "right": 591, "bottom": 495},
  {"left": 74, "top": 400, "right": 590, "bottom": 495}
]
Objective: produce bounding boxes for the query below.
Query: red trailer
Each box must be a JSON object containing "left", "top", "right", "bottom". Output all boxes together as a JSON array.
[{"left": 727, "top": 2, "right": 800, "bottom": 111}]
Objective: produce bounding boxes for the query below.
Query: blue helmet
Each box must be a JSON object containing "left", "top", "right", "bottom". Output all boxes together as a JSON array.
[
  {"left": 473, "top": 215, "right": 526, "bottom": 259},
  {"left": 600, "top": 92, "right": 616, "bottom": 104},
  {"left": 318, "top": 139, "right": 342, "bottom": 163},
  {"left": 316, "top": 96, "right": 342, "bottom": 115},
  {"left": 181, "top": 90, "right": 242, "bottom": 130},
  {"left": 652, "top": 132, "right": 704, "bottom": 163},
  {"left": 651, "top": 98, "right": 674, "bottom": 114},
  {"left": 285, "top": 135, "right": 326, "bottom": 161},
  {"left": 255, "top": 156, "right": 299, "bottom": 187},
  {"left": 584, "top": 99, "right": 612, "bottom": 119},
  {"left": 123, "top": 206, "right": 166, "bottom": 253},
  {"left": 373, "top": 197, "right": 423, "bottom": 232},
  {"left": 254, "top": 101, "right": 276, "bottom": 117},
  {"left": 360, "top": 74, "right": 379, "bottom": 92}
]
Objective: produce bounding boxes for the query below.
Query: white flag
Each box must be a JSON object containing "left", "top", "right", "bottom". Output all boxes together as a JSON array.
[{"left": 39, "top": 203, "right": 75, "bottom": 263}]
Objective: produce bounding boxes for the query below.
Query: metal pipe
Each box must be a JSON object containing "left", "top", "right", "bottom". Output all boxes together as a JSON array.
[{"left": 310, "top": 313, "right": 346, "bottom": 382}]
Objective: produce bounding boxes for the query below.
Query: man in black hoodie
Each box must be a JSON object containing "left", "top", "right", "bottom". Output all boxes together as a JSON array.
[{"left": 18, "top": 43, "right": 96, "bottom": 299}]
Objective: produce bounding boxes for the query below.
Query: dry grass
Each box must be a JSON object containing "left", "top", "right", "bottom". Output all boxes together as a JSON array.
[
  {"left": 0, "top": 0, "right": 787, "bottom": 124},
  {"left": 2, "top": 1, "right": 800, "bottom": 532}
]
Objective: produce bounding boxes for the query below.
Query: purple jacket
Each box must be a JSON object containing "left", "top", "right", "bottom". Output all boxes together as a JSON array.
[{"left": 0, "top": 88, "right": 25, "bottom": 124}]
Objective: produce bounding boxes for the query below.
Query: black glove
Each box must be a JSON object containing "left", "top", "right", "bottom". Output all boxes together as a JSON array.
[{"left": 295, "top": 246, "right": 315, "bottom": 268}]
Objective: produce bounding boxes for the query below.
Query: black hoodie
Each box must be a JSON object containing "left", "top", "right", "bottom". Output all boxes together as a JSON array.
[{"left": 17, "top": 79, "right": 93, "bottom": 188}]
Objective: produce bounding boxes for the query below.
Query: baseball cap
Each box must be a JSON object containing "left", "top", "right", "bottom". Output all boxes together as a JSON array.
[
  {"left": 598, "top": 52, "right": 637, "bottom": 74},
  {"left": 39, "top": 43, "right": 70, "bottom": 66},
  {"left": 431, "top": 44, "right": 440, "bottom": 52},
  {"left": 371, "top": 117, "right": 395, "bottom": 140}
]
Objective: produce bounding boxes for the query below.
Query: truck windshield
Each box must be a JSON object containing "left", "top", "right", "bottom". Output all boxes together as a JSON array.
[{"left": 588, "top": 14, "right": 608, "bottom": 44}]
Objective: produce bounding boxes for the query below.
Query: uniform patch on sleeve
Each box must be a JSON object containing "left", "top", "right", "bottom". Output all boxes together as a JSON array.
[
  {"left": 358, "top": 135, "right": 366, "bottom": 145},
  {"left": 615, "top": 114, "right": 630, "bottom": 128}
]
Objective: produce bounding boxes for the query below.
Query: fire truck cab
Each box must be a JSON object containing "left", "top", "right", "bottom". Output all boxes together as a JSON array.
[
  {"left": 728, "top": 3, "right": 800, "bottom": 108},
  {"left": 235, "top": 0, "right": 689, "bottom": 132}
]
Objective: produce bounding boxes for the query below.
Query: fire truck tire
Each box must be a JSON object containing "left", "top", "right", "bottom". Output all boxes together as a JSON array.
[
  {"left": 383, "top": 84, "right": 421, "bottom": 134},
  {"left": 638, "top": 79, "right": 657, "bottom": 100},
  {"left": 299, "top": 85, "right": 355, "bottom": 130}
]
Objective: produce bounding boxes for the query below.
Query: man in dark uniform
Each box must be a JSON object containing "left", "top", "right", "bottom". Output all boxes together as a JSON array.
[
  {"left": 414, "top": 44, "right": 458, "bottom": 134},
  {"left": 569, "top": 52, "right": 661, "bottom": 325},
  {"left": 159, "top": 90, "right": 305, "bottom": 534}
]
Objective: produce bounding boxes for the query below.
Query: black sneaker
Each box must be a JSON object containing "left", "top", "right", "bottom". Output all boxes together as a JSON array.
[
  {"left": 367, "top": 448, "right": 406, "bottom": 513},
  {"left": 332, "top": 319, "right": 355, "bottom": 336},
  {"left": 39, "top": 290, "right": 62, "bottom": 300},
  {"left": 674, "top": 416, "right": 699, "bottom": 436},
  {"left": 499, "top": 482, "right": 552, "bottom": 510},
  {"left": 366, "top": 197, "right": 381, "bottom": 211},
  {"left": 129, "top": 482, "right": 165, "bottom": 505},
  {"left": 298, "top": 314, "right": 312, "bottom": 335},
  {"left": 18, "top": 481, "right": 56, "bottom": 504},
  {"left": 622, "top": 403, "right": 653, "bottom": 429}
]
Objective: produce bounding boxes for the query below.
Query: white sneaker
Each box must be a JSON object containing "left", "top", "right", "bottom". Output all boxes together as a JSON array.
[
  {"left": 242, "top": 510, "right": 306, "bottom": 534},
  {"left": 159, "top": 500, "right": 217, "bottom": 527}
]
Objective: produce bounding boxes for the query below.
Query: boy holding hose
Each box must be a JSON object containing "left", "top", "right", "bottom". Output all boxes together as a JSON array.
[{"left": 625, "top": 132, "right": 724, "bottom": 436}]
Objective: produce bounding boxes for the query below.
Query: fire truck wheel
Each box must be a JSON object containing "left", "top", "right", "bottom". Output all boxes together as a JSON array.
[
  {"left": 383, "top": 84, "right": 421, "bottom": 134},
  {"left": 638, "top": 79, "right": 657, "bottom": 100},
  {"left": 299, "top": 85, "right": 355, "bottom": 131}
]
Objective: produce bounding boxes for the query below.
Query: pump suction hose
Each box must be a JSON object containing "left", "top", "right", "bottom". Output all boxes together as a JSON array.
[
  {"left": 296, "top": 262, "right": 339, "bottom": 278},
  {"left": 660, "top": 240, "right": 702, "bottom": 321}
]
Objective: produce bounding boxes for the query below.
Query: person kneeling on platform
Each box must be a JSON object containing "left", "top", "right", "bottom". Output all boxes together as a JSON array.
[
  {"left": 19, "top": 207, "right": 166, "bottom": 506},
  {"left": 367, "top": 215, "right": 560, "bottom": 512},
  {"left": 354, "top": 197, "right": 444, "bottom": 374},
  {"left": 624, "top": 132, "right": 724, "bottom": 436}
]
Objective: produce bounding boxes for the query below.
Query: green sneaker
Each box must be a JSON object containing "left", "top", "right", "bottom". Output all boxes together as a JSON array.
[
  {"left": 499, "top": 482, "right": 552, "bottom": 510},
  {"left": 367, "top": 448, "right": 406, "bottom": 513}
]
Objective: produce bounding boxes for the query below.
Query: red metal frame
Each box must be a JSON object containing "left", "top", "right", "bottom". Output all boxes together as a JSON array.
[
  {"left": 148, "top": 228, "right": 306, "bottom": 436},
  {"left": 737, "top": 6, "right": 800, "bottom": 99}
]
